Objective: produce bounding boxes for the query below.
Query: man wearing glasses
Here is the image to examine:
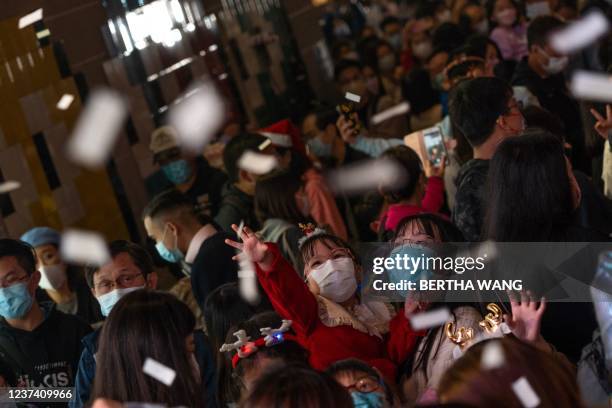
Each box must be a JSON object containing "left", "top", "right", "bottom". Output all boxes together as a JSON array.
[
  {"left": 70, "top": 240, "right": 157, "bottom": 408},
  {"left": 0, "top": 238, "right": 92, "bottom": 389}
]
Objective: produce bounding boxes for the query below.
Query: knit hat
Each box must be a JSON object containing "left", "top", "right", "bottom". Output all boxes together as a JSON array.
[{"left": 21, "top": 227, "right": 61, "bottom": 248}]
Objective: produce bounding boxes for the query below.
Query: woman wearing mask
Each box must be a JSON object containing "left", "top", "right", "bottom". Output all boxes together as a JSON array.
[
  {"left": 21, "top": 227, "right": 103, "bottom": 324},
  {"left": 224, "top": 225, "right": 425, "bottom": 382},
  {"left": 375, "top": 40, "right": 403, "bottom": 103},
  {"left": 255, "top": 170, "right": 311, "bottom": 272},
  {"left": 487, "top": 0, "right": 528, "bottom": 63},
  {"left": 91, "top": 290, "right": 202, "bottom": 406}
]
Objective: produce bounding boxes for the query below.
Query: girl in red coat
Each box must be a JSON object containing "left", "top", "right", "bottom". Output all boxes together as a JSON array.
[{"left": 225, "top": 224, "right": 424, "bottom": 381}]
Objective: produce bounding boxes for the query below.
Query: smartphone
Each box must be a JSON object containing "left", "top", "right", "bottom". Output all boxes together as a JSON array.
[{"left": 422, "top": 126, "right": 447, "bottom": 166}]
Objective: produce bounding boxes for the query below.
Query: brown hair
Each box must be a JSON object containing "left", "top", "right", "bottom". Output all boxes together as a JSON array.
[
  {"left": 299, "top": 232, "right": 359, "bottom": 268},
  {"left": 438, "top": 336, "right": 583, "bottom": 408},
  {"left": 240, "top": 364, "right": 353, "bottom": 408},
  {"left": 91, "top": 290, "right": 201, "bottom": 406}
]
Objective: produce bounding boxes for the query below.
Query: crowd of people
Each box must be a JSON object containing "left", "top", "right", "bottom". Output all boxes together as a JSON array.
[{"left": 1, "top": 0, "right": 612, "bottom": 407}]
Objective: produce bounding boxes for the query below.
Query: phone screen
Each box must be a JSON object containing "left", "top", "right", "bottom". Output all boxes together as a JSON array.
[{"left": 423, "top": 126, "right": 446, "bottom": 166}]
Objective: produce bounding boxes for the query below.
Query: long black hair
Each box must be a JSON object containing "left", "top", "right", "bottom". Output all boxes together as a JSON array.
[
  {"left": 92, "top": 290, "right": 201, "bottom": 406},
  {"left": 483, "top": 130, "right": 576, "bottom": 241}
]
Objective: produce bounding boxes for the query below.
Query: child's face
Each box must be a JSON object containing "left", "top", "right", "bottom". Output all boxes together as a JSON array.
[
  {"left": 334, "top": 370, "right": 386, "bottom": 404},
  {"left": 304, "top": 240, "right": 357, "bottom": 295},
  {"left": 394, "top": 220, "right": 440, "bottom": 245}
]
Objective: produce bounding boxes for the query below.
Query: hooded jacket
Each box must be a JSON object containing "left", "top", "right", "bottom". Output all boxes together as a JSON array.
[
  {"left": 0, "top": 302, "right": 91, "bottom": 389},
  {"left": 451, "top": 159, "right": 490, "bottom": 242}
]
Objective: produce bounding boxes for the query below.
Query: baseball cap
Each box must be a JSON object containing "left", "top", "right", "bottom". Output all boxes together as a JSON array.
[{"left": 150, "top": 126, "right": 180, "bottom": 162}]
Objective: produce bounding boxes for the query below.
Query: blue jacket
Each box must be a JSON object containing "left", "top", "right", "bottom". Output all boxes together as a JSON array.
[
  {"left": 69, "top": 329, "right": 99, "bottom": 407},
  {"left": 68, "top": 329, "right": 216, "bottom": 407}
]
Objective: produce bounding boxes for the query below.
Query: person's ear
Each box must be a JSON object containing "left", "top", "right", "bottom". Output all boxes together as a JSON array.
[
  {"left": 239, "top": 169, "right": 255, "bottom": 183},
  {"left": 30, "top": 270, "right": 41, "bottom": 292},
  {"left": 146, "top": 271, "right": 158, "bottom": 290}
]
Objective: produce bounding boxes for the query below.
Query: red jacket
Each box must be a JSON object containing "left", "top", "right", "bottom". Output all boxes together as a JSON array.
[
  {"left": 256, "top": 244, "right": 424, "bottom": 381},
  {"left": 382, "top": 176, "right": 445, "bottom": 233}
]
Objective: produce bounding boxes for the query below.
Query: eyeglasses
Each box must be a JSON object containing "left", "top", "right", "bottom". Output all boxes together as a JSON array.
[
  {"left": 94, "top": 272, "right": 144, "bottom": 293},
  {"left": 0, "top": 274, "right": 28, "bottom": 289},
  {"left": 343, "top": 375, "right": 382, "bottom": 394}
]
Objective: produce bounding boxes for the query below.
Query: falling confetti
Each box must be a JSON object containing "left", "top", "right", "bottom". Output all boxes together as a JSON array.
[
  {"left": 410, "top": 307, "right": 452, "bottom": 330},
  {"left": 56, "top": 94, "right": 75, "bottom": 110},
  {"left": 371, "top": 102, "right": 411, "bottom": 125},
  {"left": 550, "top": 11, "right": 609, "bottom": 54},
  {"left": 512, "top": 377, "right": 541, "bottom": 408},
  {"left": 327, "top": 157, "right": 406, "bottom": 196},
  {"left": 142, "top": 357, "right": 176, "bottom": 386},
  {"left": 481, "top": 340, "right": 506, "bottom": 369},
  {"left": 168, "top": 81, "right": 225, "bottom": 153},
  {"left": 67, "top": 88, "right": 128, "bottom": 168},
  {"left": 18, "top": 8, "right": 43, "bottom": 29},
  {"left": 0, "top": 181, "right": 21, "bottom": 194},
  {"left": 60, "top": 229, "right": 111, "bottom": 266},
  {"left": 570, "top": 71, "right": 612, "bottom": 103},
  {"left": 237, "top": 151, "right": 278, "bottom": 175},
  {"left": 345, "top": 92, "right": 361, "bottom": 103}
]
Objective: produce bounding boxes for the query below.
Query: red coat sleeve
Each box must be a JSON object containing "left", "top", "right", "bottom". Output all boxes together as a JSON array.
[
  {"left": 421, "top": 176, "right": 444, "bottom": 214},
  {"left": 255, "top": 243, "right": 319, "bottom": 337},
  {"left": 386, "top": 308, "right": 427, "bottom": 365}
]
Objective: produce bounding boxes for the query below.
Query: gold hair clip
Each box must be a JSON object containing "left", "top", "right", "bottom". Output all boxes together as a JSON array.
[
  {"left": 445, "top": 322, "right": 474, "bottom": 347},
  {"left": 298, "top": 223, "right": 316, "bottom": 235},
  {"left": 479, "top": 303, "right": 503, "bottom": 334}
]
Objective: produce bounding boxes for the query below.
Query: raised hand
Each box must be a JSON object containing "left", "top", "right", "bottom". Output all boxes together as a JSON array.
[
  {"left": 504, "top": 291, "right": 547, "bottom": 348},
  {"left": 336, "top": 113, "right": 362, "bottom": 144},
  {"left": 428, "top": 155, "right": 447, "bottom": 178},
  {"left": 590, "top": 105, "right": 612, "bottom": 140},
  {"left": 225, "top": 224, "right": 273, "bottom": 268}
]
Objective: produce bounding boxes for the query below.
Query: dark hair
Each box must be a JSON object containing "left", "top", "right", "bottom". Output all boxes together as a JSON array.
[
  {"left": 394, "top": 213, "right": 466, "bottom": 243},
  {"left": 326, "top": 358, "right": 395, "bottom": 405},
  {"left": 465, "top": 34, "right": 502, "bottom": 60},
  {"left": 85, "top": 240, "right": 155, "bottom": 289},
  {"left": 92, "top": 290, "right": 200, "bottom": 406},
  {"left": 204, "top": 282, "right": 272, "bottom": 355},
  {"left": 433, "top": 23, "right": 467, "bottom": 51},
  {"left": 439, "top": 337, "right": 584, "bottom": 407},
  {"left": 218, "top": 312, "right": 309, "bottom": 406},
  {"left": 483, "top": 130, "right": 575, "bottom": 241},
  {"left": 0, "top": 239, "right": 36, "bottom": 276},
  {"left": 521, "top": 105, "right": 566, "bottom": 141},
  {"left": 416, "top": 0, "right": 441, "bottom": 19},
  {"left": 223, "top": 133, "right": 268, "bottom": 183},
  {"left": 380, "top": 16, "right": 401, "bottom": 32},
  {"left": 142, "top": 189, "right": 195, "bottom": 221},
  {"left": 527, "top": 15, "right": 565, "bottom": 49},
  {"left": 240, "top": 364, "right": 353, "bottom": 408},
  {"left": 314, "top": 108, "right": 340, "bottom": 131},
  {"left": 334, "top": 59, "right": 363, "bottom": 82},
  {"left": 380, "top": 146, "right": 423, "bottom": 203},
  {"left": 354, "top": 192, "right": 386, "bottom": 241},
  {"left": 254, "top": 169, "right": 309, "bottom": 226},
  {"left": 299, "top": 232, "right": 359, "bottom": 268},
  {"left": 403, "top": 68, "right": 441, "bottom": 115},
  {"left": 449, "top": 77, "right": 512, "bottom": 147}
]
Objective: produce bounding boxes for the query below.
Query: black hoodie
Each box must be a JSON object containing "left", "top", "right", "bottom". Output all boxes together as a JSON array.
[
  {"left": 0, "top": 302, "right": 91, "bottom": 388},
  {"left": 452, "top": 159, "right": 490, "bottom": 242}
]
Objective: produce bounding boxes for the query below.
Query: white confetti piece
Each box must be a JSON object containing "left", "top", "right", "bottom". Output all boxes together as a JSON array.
[
  {"left": 56, "top": 94, "right": 75, "bottom": 110},
  {"left": 570, "top": 71, "right": 612, "bottom": 103},
  {"left": 237, "top": 151, "right": 277, "bottom": 175},
  {"left": 345, "top": 92, "right": 361, "bottom": 103},
  {"left": 238, "top": 252, "right": 259, "bottom": 304},
  {"left": 258, "top": 138, "right": 272, "bottom": 151},
  {"left": 410, "top": 307, "right": 452, "bottom": 330},
  {"left": 60, "top": 230, "right": 110, "bottom": 266},
  {"left": 327, "top": 157, "right": 406, "bottom": 196},
  {"left": 550, "top": 11, "right": 609, "bottom": 54},
  {"left": 18, "top": 8, "right": 43, "bottom": 29},
  {"left": 142, "top": 357, "right": 176, "bottom": 386},
  {"left": 512, "top": 377, "right": 541, "bottom": 408},
  {"left": 168, "top": 81, "right": 225, "bottom": 153},
  {"left": 481, "top": 340, "right": 505, "bottom": 369},
  {"left": 67, "top": 88, "right": 127, "bottom": 168},
  {"left": 371, "top": 102, "right": 411, "bottom": 125},
  {"left": 0, "top": 181, "right": 21, "bottom": 194}
]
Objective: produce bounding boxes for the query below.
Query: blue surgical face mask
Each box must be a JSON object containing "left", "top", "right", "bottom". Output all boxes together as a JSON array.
[
  {"left": 351, "top": 391, "right": 385, "bottom": 408},
  {"left": 162, "top": 159, "right": 193, "bottom": 185},
  {"left": 307, "top": 138, "right": 333, "bottom": 158},
  {"left": 0, "top": 282, "right": 33, "bottom": 319},
  {"left": 155, "top": 225, "right": 184, "bottom": 264},
  {"left": 387, "top": 244, "right": 437, "bottom": 299},
  {"left": 97, "top": 286, "right": 144, "bottom": 317}
]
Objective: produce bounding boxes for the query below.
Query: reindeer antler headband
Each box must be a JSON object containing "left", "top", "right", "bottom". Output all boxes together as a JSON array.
[{"left": 220, "top": 320, "right": 297, "bottom": 368}]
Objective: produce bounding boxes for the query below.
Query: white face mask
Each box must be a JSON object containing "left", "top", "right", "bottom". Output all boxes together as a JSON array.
[
  {"left": 38, "top": 264, "right": 67, "bottom": 290},
  {"left": 412, "top": 40, "right": 433, "bottom": 60},
  {"left": 474, "top": 19, "right": 489, "bottom": 34},
  {"left": 526, "top": 1, "right": 551, "bottom": 19},
  {"left": 544, "top": 55, "right": 569, "bottom": 74},
  {"left": 97, "top": 286, "right": 144, "bottom": 317},
  {"left": 308, "top": 257, "right": 357, "bottom": 303},
  {"left": 437, "top": 9, "right": 452, "bottom": 23}
]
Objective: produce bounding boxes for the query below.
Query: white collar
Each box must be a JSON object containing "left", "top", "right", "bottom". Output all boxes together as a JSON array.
[{"left": 185, "top": 224, "right": 217, "bottom": 263}]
